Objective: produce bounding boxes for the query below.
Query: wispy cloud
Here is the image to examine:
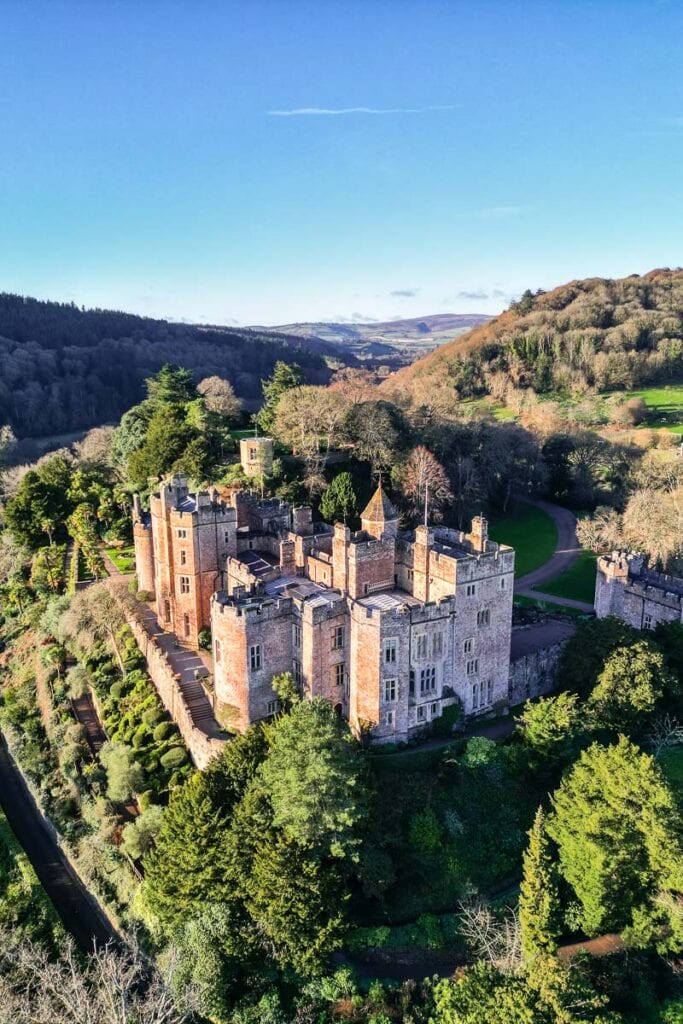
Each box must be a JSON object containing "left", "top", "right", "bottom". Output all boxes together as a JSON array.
[
  {"left": 452, "top": 287, "right": 512, "bottom": 303},
  {"left": 476, "top": 205, "right": 532, "bottom": 221},
  {"left": 390, "top": 287, "right": 420, "bottom": 298},
  {"left": 267, "top": 105, "right": 455, "bottom": 117}
]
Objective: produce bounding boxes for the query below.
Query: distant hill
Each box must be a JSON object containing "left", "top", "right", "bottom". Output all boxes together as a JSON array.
[
  {"left": 0, "top": 293, "right": 354, "bottom": 439},
  {"left": 384, "top": 269, "right": 683, "bottom": 401},
  {"left": 256, "top": 313, "right": 491, "bottom": 364}
]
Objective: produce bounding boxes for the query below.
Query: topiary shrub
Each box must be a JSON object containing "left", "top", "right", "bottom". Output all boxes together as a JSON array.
[
  {"left": 197, "top": 627, "right": 212, "bottom": 650},
  {"left": 132, "top": 724, "right": 150, "bottom": 749},
  {"left": 160, "top": 747, "right": 188, "bottom": 771},
  {"left": 153, "top": 721, "right": 175, "bottom": 742},
  {"left": 138, "top": 789, "right": 156, "bottom": 810},
  {"left": 142, "top": 708, "right": 163, "bottom": 727},
  {"left": 109, "top": 681, "right": 125, "bottom": 700}
]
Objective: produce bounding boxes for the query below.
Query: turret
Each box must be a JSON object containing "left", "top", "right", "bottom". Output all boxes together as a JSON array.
[{"left": 361, "top": 485, "right": 399, "bottom": 540}]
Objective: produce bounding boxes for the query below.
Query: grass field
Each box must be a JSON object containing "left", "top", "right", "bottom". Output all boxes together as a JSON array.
[
  {"left": 660, "top": 746, "right": 683, "bottom": 801},
  {"left": 104, "top": 545, "right": 135, "bottom": 573},
  {"left": 535, "top": 549, "right": 597, "bottom": 604},
  {"left": 489, "top": 504, "right": 557, "bottom": 578},
  {"left": 604, "top": 381, "right": 683, "bottom": 433}
]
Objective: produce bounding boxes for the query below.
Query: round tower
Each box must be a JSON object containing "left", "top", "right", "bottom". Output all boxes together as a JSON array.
[{"left": 132, "top": 494, "right": 155, "bottom": 597}]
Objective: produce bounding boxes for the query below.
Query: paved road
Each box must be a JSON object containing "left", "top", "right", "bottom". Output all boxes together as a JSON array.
[
  {"left": 514, "top": 499, "right": 594, "bottom": 613},
  {"left": 0, "top": 734, "right": 118, "bottom": 952}
]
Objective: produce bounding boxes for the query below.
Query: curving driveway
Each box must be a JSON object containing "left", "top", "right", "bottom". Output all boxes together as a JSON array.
[{"left": 514, "top": 500, "right": 594, "bottom": 613}]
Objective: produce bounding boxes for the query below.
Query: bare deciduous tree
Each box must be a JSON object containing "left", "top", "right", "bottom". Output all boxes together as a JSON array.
[
  {"left": 197, "top": 376, "right": 242, "bottom": 421},
  {"left": 0, "top": 931, "right": 195, "bottom": 1024},
  {"left": 398, "top": 446, "right": 453, "bottom": 523},
  {"left": 457, "top": 897, "right": 522, "bottom": 974}
]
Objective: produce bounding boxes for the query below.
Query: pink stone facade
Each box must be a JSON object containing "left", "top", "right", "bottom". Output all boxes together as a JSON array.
[{"left": 135, "top": 476, "right": 515, "bottom": 744}]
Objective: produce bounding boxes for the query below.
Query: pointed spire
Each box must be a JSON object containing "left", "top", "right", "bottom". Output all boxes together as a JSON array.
[{"left": 361, "top": 484, "right": 398, "bottom": 539}]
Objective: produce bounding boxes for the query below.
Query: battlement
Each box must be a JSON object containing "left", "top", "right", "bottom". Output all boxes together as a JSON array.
[
  {"left": 211, "top": 590, "right": 293, "bottom": 622},
  {"left": 596, "top": 550, "right": 683, "bottom": 627}
]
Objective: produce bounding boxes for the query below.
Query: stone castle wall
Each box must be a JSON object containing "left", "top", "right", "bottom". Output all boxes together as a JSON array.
[
  {"left": 596, "top": 553, "right": 683, "bottom": 630},
  {"left": 126, "top": 611, "right": 226, "bottom": 769},
  {"left": 508, "top": 637, "right": 569, "bottom": 707}
]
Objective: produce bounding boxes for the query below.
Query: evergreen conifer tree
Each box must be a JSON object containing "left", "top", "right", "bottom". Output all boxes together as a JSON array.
[{"left": 519, "top": 807, "right": 560, "bottom": 961}]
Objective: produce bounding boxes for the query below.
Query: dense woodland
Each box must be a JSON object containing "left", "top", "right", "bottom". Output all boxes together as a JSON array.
[
  {"left": 0, "top": 294, "right": 340, "bottom": 439},
  {"left": 388, "top": 269, "right": 683, "bottom": 406}
]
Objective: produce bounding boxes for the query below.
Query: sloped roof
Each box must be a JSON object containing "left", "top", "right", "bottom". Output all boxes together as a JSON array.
[{"left": 361, "top": 485, "right": 398, "bottom": 523}]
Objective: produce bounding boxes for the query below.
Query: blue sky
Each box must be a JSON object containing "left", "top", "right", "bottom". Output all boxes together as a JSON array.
[{"left": 1, "top": 0, "right": 682, "bottom": 325}]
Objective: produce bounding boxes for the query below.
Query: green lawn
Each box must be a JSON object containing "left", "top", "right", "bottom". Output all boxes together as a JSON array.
[
  {"left": 104, "top": 545, "right": 136, "bottom": 573},
  {"left": 535, "top": 549, "right": 597, "bottom": 604},
  {"left": 660, "top": 746, "right": 683, "bottom": 798},
  {"left": 489, "top": 504, "right": 558, "bottom": 578},
  {"left": 606, "top": 381, "right": 683, "bottom": 432}
]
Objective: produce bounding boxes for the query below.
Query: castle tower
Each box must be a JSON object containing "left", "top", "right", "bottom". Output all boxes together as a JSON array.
[
  {"left": 240, "top": 436, "right": 273, "bottom": 479},
  {"left": 361, "top": 485, "right": 399, "bottom": 540},
  {"left": 132, "top": 494, "right": 155, "bottom": 597},
  {"left": 149, "top": 475, "right": 238, "bottom": 646}
]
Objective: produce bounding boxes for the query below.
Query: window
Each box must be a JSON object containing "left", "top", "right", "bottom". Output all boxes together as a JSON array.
[
  {"left": 267, "top": 699, "right": 279, "bottom": 715},
  {"left": 214, "top": 639, "right": 222, "bottom": 664},
  {"left": 417, "top": 705, "right": 425, "bottom": 721},
  {"left": 183, "top": 613, "right": 191, "bottom": 637},
  {"left": 420, "top": 666, "right": 436, "bottom": 693},
  {"left": 179, "top": 549, "right": 187, "bottom": 566},
  {"left": 335, "top": 662, "right": 345, "bottom": 688},
  {"left": 644, "top": 614, "right": 653, "bottom": 630},
  {"left": 431, "top": 702, "right": 439, "bottom": 717},
  {"left": 407, "top": 568, "right": 414, "bottom": 582},
  {"left": 409, "top": 669, "right": 415, "bottom": 696},
  {"left": 178, "top": 575, "right": 190, "bottom": 594},
  {"left": 477, "top": 608, "right": 490, "bottom": 627},
  {"left": 250, "top": 644, "right": 261, "bottom": 671},
  {"left": 486, "top": 679, "right": 493, "bottom": 704},
  {"left": 224, "top": 530, "right": 231, "bottom": 544},
  {"left": 466, "top": 583, "right": 476, "bottom": 597},
  {"left": 249, "top": 447, "right": 258, "bottom": 462},
  {"left": 463, "top": 637, "right": 473, "bottom": 655},
  {"left": 415, "top": 634, "right": 427, "bottom": 658},
  {"left": 177, "top": 528, "right": 187, "bottom": 539},
  {"left": 384, "top": 638, "right": 397, "bottom": 664},
  {"left": 432, "top": 632, "right": 443, "bottom": 656},
  {"left": 501, "top": 577, "right": 506, "bottom": 589},
  {"left": 293, "top": 659, "right": 302, "bottom": 684},
  {"left": 472, "top": 682, "right": 479, "bottom": 708},
  {"left": 331, "top": 625, "right": 345, "bottom": 650},
  {"left": 466, "top": 658, "right": 479, "bottom": 676},
  {"left": 293, "top": 623, "right": 301, "bottom": 648},
  {"left": 386, "top": 710, "right": 395, "bottom": 726},
  {"left": 384, "top": 678, "right": 397, "bottom": 702}
]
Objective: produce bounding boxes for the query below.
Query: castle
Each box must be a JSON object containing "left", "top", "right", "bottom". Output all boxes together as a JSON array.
[
  {"left": 133, "top": 474, "right": 515, "bottom": 743},
  {"left": 595, "top": 552, "right": 683, "bottom": 630}
]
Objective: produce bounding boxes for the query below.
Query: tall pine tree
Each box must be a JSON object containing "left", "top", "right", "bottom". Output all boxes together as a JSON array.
[
  {"left": 143, "top": 773, "right": 231, "bottom": 926},
  {"left": 519, "top": 807, "right": 560, "bottom": 962}
]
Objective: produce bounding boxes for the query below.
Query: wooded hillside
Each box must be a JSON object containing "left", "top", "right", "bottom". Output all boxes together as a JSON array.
[
  {"left": 0, "top": 294, "right": 343, "bottom": 438},
  {"left": 385, "top": 268, "right": 683, "bottom": 404}
]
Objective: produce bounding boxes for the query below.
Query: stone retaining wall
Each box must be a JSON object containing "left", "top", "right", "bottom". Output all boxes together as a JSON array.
[
  {"left": 508, "top": 637, "right": 569, "bottom": 707},
  {"left": 126, "top": 612, "right": 227, "bottom": 769}
]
